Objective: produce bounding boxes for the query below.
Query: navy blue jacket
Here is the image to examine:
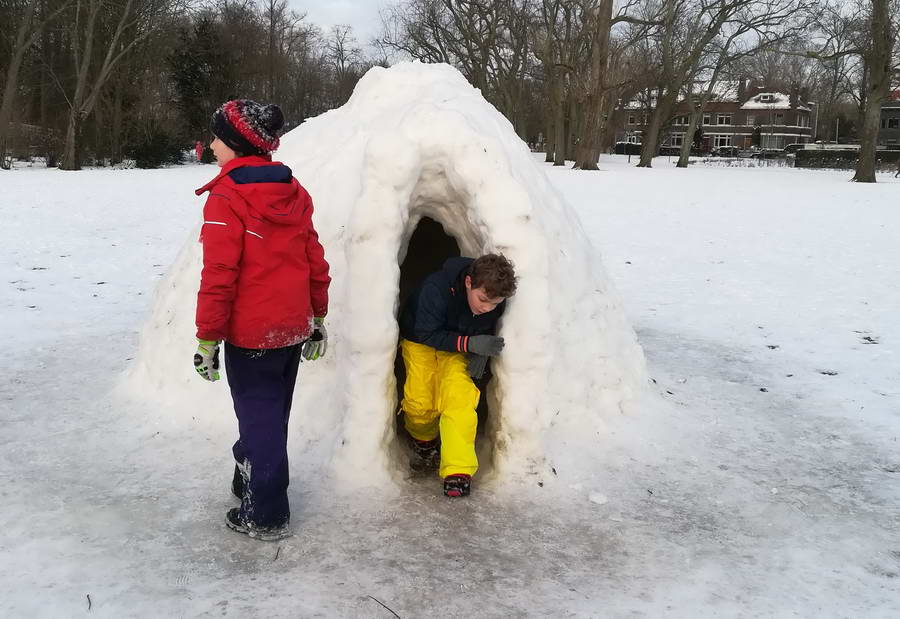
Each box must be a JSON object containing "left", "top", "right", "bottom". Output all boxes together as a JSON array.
[{"left": 399, "top": 257, "right": 506, "bottom": 353}]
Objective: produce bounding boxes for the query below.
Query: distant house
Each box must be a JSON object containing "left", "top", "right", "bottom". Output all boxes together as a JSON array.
[
  {"left": 879, "top": 91, "right": 900, "bottom": 148},
  {"left": 614, "top": 83, "right": 815, "bottom": 153}
]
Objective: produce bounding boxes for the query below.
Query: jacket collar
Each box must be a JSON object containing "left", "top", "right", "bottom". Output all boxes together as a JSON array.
[{"left": 195, "top": 154, "right": 274, "bottom": 195}]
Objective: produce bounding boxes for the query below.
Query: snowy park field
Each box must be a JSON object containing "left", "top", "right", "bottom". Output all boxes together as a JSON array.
[{"left": 2, "top": 156, "right": 899, "bottom": 617}]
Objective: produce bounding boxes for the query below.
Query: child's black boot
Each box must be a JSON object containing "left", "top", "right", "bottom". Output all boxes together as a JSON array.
[
  {"left": 410, "top": 437, "right": 440, "bottom": 472},
  {"left": 443, "top": 474, "right": 471, "bottom": 498},
  {"left": 225, "top": 508, "right": 291, "bottom": 541}
]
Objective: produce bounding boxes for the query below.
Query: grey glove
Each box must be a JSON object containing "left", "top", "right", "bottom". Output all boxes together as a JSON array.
[
  {"left": 467, "top": 334, "right": 504, "bottom": 357},
  {"left": 302, "top": 317, "right": 327, "bottom": 360},
  {"left": 467, "top": 354, "right": 489, "bottom": 380}
]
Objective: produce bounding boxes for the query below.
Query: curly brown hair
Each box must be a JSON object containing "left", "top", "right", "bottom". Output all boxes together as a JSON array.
[{"left": 469, "top": 253, "right": 517, "bottom": 299}]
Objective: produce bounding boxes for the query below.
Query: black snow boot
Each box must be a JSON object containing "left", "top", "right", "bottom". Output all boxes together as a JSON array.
[
  {"left": 410, "top": 437, "right": 440, "bottom": 472},
  {"left": 225, "top": 508, "right": 291, "bottom": 541},
  {"left": 443, "top": 474, "right": 471, "bottom": 498},
  {"left": 231, "top": 464, "right": 245, "bottom": 500}
]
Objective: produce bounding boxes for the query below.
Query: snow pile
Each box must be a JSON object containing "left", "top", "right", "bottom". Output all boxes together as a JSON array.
[{"left": 126, "top": 61, "right": 645, "bottom": 489}]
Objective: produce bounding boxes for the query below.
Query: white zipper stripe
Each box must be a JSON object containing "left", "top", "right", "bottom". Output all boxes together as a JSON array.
[
  {"left": 246, "top": 230, "right": 263, "bottom": 239},
  {"left": 204, "top": 221, "right": 227, "bottom": 226}
]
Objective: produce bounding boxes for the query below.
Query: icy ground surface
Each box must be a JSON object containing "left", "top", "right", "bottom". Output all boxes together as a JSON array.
[{"left": 2, "top": 157, "right": 898, "bottom": 617}]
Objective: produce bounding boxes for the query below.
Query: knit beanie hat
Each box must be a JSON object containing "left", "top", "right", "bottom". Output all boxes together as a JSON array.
[{"left": 210, "top": 99, "right": 284, "bottom": 156}]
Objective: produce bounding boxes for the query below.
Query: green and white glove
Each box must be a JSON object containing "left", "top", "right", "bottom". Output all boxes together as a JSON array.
[
  {"left": 194, "top": 339, "right": 220, "bottom": 381},
  {"left": 302, "top": 317, "right": 327, "bottom": 361}
]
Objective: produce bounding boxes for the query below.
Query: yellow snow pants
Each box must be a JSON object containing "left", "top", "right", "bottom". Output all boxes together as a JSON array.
[{"left": 400, "top": 339, "right": 480, "bottom": 478}]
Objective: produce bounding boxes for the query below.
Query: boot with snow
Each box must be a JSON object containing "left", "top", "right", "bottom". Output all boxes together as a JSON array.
[
  {"left": 443, "top": 474, "right": 471, "bottom": 498},
  {"left": 231, "top": 464, "right": 245, "bottom": 500},
  {"left": 225, "top": 508, "right": 291, "bottom": 541},
  {"left": 409, "top": 437, "right": 440, "bottom": 472}
]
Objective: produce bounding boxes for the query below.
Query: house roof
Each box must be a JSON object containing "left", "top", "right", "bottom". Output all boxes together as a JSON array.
[
  {"left": 690, "top": 79, "right": 741, "bottom": 102},
  {"left": 741, "top": 92, "right": 810, "bottom": 112}
]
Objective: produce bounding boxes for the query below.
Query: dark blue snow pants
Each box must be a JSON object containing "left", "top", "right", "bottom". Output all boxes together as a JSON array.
[{"left": 225, "top": 342, "right": 303, "bottom": 528}]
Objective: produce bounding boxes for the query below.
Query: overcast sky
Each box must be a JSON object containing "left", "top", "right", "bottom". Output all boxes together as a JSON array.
[{"left": 288, "top": 0, "right": 391, "bottom": 49}]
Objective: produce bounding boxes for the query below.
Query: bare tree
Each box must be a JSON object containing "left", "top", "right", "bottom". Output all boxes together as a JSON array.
[
  {"left": 0, "top": 0, "right": 72, "bottom": 163},
  {"left": 637, "top": 0, "right": 810, "bottom": 168},
  {"left": 534, "top": 0, "right": 588, "bottom": 165},
  {"left": 55, "top": 0, "right": 181, "bottom": 169},
  {"left": 378, "top": 0, "right": 536, "bottom": 136},
  {"left": 852, "top": 0, "right": 897, "bottom": 181},
  {"left": 675, "top": 64, "right": 734, "bottom": 168},
  {"left": 801, "top": 0, "right": 899, "bottom": 182},
  {"left": 672, "top": 3, "right": 809, "bottom": 168},
  {"left": 809, "top": 9, "right": 860, "bottom": 142},
  {"left": 325, "top": 25, "right": 364, "bottom": 105},
  {"left": 263, "top": 0, "right": 305, "bottom": 101},
  {"left": 572, "top": 0, "right": 660, "bottom": 170}
]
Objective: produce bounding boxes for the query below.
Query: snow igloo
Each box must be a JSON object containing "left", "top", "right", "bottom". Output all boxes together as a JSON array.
[{"left": 127, "top": 62, "right": 646, "bottom": 490}]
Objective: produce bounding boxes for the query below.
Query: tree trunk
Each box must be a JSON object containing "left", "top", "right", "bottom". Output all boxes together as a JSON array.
[
  {"left": 566, "top": 95, "right": 578, "bottom": 161},
  {"left": 638, "top": 87, "right": 680, "bottom": 168},
  {"left": 0, "top": 1, "right": 39, "bottom": 159},
  {"left": 637, "top": 119, "right": 659, "bottom": 168},
  {"left": 39, "top": 22, "right": 57, "bottom": 167},
  {"left": 544, "top": 124, "right": 555, "bottom": 163},
  {"left": 60, "top": 111, "right": 83, "bottom": 170},
  {"left": 110, "top": 80, "right": 124, "bottom": 164},
  {"left": 599, "top": 94, "right": 617, "bottom": 153},
  {"left": 574, "top": 0, "right": 612, "bottom": 170},
  {"left": 553, "top": 79, "right": 566, "bottom": 166},
  {"left": 544, "top": 68, "right": 557, "bottom": 163},
  {"left": 677, "top": 109, "right": 701, "bottom": 168},
  {"left": 853, "top": 86, "right": 887, "bottom": 182},
  {"left": 853, "top": 0, "right": 893, "bottom": 183}
]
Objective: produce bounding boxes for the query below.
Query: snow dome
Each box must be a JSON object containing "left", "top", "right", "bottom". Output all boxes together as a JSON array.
[{"left": 127, "top": 62, "right": 645, "bottom": 490}]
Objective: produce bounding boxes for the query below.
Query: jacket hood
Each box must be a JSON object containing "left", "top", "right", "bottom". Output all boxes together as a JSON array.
[
  {"left": 442, "top": 256, "right": 473, "bottom": 283},
  {"left": 196, "top": 156, "right": 308, "bottom": 226}
]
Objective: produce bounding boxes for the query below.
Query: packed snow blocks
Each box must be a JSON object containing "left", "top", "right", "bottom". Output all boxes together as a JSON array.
[{"left": 129, "top": 62, "right": 646, "bottom": 490}]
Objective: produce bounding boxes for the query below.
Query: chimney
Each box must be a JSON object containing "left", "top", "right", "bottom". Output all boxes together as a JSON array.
[
  {"left": 789, "top": 83, "right": 799, "bottom": 109},
  {"left": 737, "top": 77, "right": 747, "bottom": 103},
  {"left": 746, "top": 81, "right": 763, "bottom": 99}
]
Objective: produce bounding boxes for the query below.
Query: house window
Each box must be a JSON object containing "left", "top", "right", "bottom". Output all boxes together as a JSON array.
[
  {"left": 889, "top": 118, "right": 900, "bottom": 129},
  {"left": 746, "top": 114, "right": 755, "bottom": 126},
  {"left": 717, "top": 113, "right": 732, "bottom": 125},
  {"left": 714, "top": 135, "right": 732, "bottom": 148},
  {"left": 759, "top": 94, "right": 773, "bottom": 102},
  {"left": 774, "top": 112, "right": 785, "bottom": 124},
  {"left": 670, "top": 133, "right": 684, "bottom": 147},
  {"left": 628, "top": 115, "right": 636, "bottom": 125},
  {"left": 674, "top": 115, "right": 688, "bottom": 125},
  {"left": 626, "top": 133, "right": 641, "bottom": 144},
  {"left": 703, "top": 113, "right": 711, "bottom": 125}
]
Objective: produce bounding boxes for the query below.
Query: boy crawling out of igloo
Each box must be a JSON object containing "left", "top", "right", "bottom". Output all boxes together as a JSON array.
[{"left": 398, "top": 254, "right": 517, "bottom": 497}]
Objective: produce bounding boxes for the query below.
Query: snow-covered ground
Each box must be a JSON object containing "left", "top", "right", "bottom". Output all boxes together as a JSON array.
[{"left": 2, "top": 156, "right": 898, "bottom": 617}]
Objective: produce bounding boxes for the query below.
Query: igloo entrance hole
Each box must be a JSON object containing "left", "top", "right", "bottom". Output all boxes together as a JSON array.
[{"left": 393, "top": 215, "right": 495, "bottom": 476}]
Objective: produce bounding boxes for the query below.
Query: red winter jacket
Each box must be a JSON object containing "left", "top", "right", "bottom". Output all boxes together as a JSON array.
[{"left": 194, "top": 155, "right": 330, "bottom": 349}]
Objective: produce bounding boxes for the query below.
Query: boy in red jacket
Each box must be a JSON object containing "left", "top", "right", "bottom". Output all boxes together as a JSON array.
[{"left": 193, "top": 99, "right": 330, "bottom": 541}]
